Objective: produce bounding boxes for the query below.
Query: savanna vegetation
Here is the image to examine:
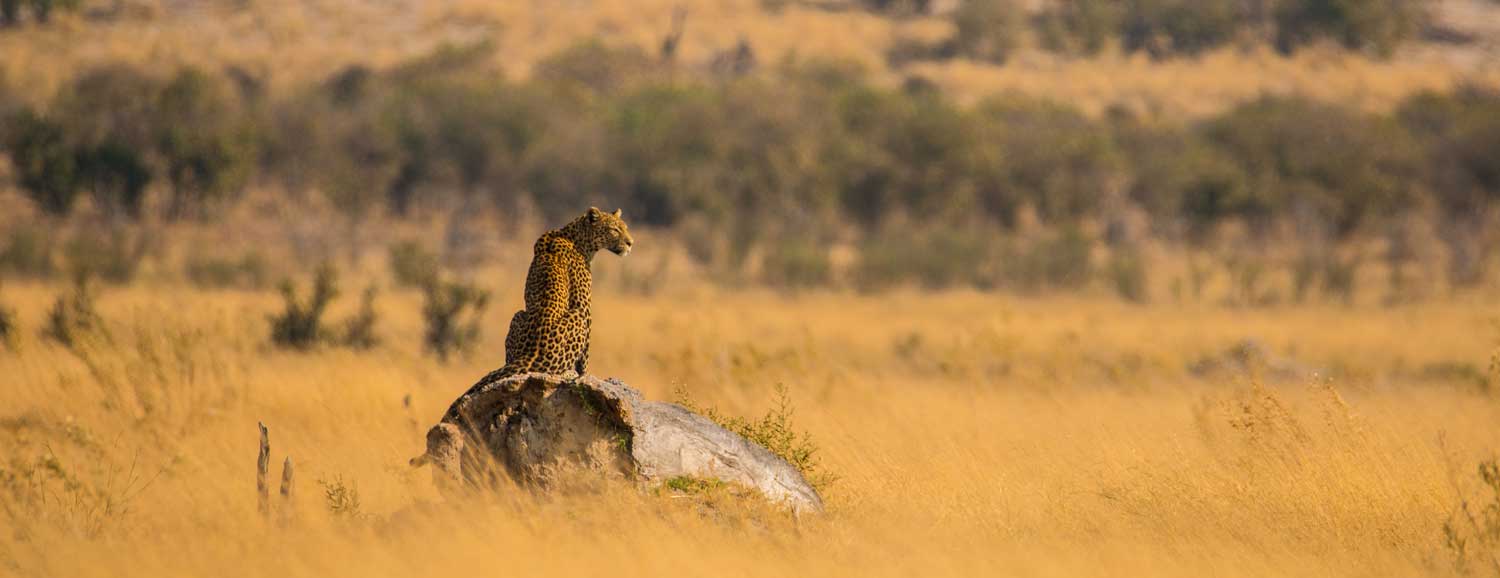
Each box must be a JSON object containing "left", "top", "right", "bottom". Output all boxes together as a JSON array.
[
  {"left": 2, "top": 0, "right": 1500, "bottom": 577},
  {"left": 2, "top": 41, "right": 1498, "bottom": 301}
]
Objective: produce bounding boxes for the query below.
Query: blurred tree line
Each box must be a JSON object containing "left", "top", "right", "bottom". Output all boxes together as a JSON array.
[
  {"left": 1, "top": 37, "right": 1498, "bottom": 296},
  {"left": 0, "top": 0, "right": 78, "bottom": 27},
  {"left": 900, "top": 0, "right": 1433, "bottom": 62}
]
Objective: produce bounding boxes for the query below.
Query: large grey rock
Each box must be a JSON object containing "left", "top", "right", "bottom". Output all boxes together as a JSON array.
[{"left": 413, "top": 373, "right": 823, "bottom": 513}]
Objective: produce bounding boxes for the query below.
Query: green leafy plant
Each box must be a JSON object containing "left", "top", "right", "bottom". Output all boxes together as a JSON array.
[
  {"left": 1275, "top": 0, "right": 1428, "bottom": 57},
  {"left": 340, "top": 286, "right": 380, "bottom": 350},
  {"left": 663, "top": 475, "right": 727, "bottom": 494},
  {"left": 0, "top": 224, "right": 55, "bottom": 278},
  {"left": 951, "top": 0, "right": 1024, "bottom": 63},
  {"left": 421, "top": 278, "right": 489, "bottom": 361},
  {"left": 154, "top": 68, "right": 256, "bottom": 219},
  {"left": 762, "top": 237, "right": 831, "bottom": 290},
  {"left": 388, "top": 241, "right": 440, "bottom": 288},
  {"left": 63, "top": 229, "right": 151, "bottom": 285},
  {"left": 1107, "top": 248, "right": 1149, "bottom": 303},
  {"left": 0, "top": 286, "right": 15, "bottom": 349},
  {"left": 4, "top": 109, "right": 80, "bottom": 216},
  {"left": 674, "top": 383, "right": 835, "bottom": 491},
  {"left": 269, "top": 264, "right": 339, "bottom": 351},
  {"left": 46, "top": 273, "right": 104, "bottom": 348}
]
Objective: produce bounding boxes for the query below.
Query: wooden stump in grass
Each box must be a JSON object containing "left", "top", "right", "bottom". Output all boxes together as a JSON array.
[
  {"left": 256, "top": 423, "right": 296, "bottom": 522},
  {"left": 257, "top": 422, "right": 270, "bottom": 515}
]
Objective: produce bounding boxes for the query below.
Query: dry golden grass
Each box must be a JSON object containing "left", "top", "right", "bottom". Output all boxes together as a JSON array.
[{"left": 3, "top": 248, "right": 1500, "bottom": 577}]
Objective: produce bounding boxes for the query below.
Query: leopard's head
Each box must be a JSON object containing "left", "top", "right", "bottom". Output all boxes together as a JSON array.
[{"left": 577, "top": 206, "right": 634, "bottom": 256}]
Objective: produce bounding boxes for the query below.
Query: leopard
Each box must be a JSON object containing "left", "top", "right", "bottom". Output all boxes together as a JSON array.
[
  {"left": 493, "top": 206, "right": 632, "bottom": 381},
  {"left": 412, "top": 207, "right": 633, "bottom": 473}
]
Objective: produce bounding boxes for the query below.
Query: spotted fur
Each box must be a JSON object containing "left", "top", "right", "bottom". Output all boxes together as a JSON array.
[
  {"left": 490, "top": 206, "right": 633, "bottom": 381},
  {"left": 414, "top": 208, "right": 631, "bottom": 472}
]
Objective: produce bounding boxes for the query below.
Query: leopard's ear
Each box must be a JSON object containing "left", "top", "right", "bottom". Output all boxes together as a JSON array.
[
  {"left": 588, "top": 207, "right": 603, "bottom": 222},
  {"left": 613, "top": 208, "right": 622, "bottom": 218}
]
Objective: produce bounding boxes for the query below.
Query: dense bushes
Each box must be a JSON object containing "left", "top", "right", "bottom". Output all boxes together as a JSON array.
[
  {"left": 1035, "top": 0, "right": 1429, "bottom": 58},
  {"left": 951, "top": 0, "right": 1025, "bottom": 63},
  {"left": 1, "top": 66, "right": 256, "bottom": 219},
  {"left": 1397, "top": 88, "right": 1500, "bottom": 285},
  {"left": 1274, "top": 0, "right": 1429, "bottom": 56},
  {"left": 1121, "top": 0, "right": 1242, "bottom": 57},
  {"left": 1204, "top": 96, "right": 1422, "bottom": 238},
  {"left": 0, "top": 0, "right": 80, "bottom": 26},
  {"left": 421, "top": 278, "right": 489, "bottom": 361},
  {"left": 5, "top": 111, "right": 79, "bottom": 215},
  {"left": 3, "top": 43, "right": 1498, "bottom": 294},
  {"left": 269, "top": 265, "right": 340, "bottom": 351}
]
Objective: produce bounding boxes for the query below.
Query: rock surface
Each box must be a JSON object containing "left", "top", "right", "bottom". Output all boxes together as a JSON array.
[{"left": 413, "top": 373, "right": 824, "bottom": 513}]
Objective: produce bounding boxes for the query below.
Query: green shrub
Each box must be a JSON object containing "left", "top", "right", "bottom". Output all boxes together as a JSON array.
[
  {"left": 1224, "top": 255, "right": 1273, "bottom": 307},
  {"left": 1116, "top": 122, "right": 1250, "bottom": 240},
  {"left": 0, "top": 224, "right": 57, "bottom": 278},
  {"left": 1005, "top": 226, "right": 1094, "bottom": 291},
  {"left": 1397, "top": 88, "right": 1500, "bottom": 286},
  {"left": 1038, "top": 0, "right": 1123, "bottom": 55},
  {"left": 5, "top": 109, "right": 81, "bottom": 216},
  {"left": 951, "top": 0, "right": 1025, "bottom": 64},
  {"left": 46, "top": 274, "right": 104, "bottom": 348},
  {"left": 55, "top": 66, "right": 162, "bottom": 218},
  {"left": 0, "top": 0, "right": 79, "bottom": 25},
  {"left": 824, "top": 85, "right": 981, "bottom": 235},
  {"left": 972, "top": 96, "right": 1121, "bottom": 224},
  {"left": 388, "top": 241, "right": 440, "bottom": 288},
  {"left": 533, "top": 39, "right": 656, "bottom": 95},
  {"left": 63, "top": 230, "right": 150, "bottom": 284},
  {"left": 76, "top": 143, "right": 151, "bottom": 218},
  {"left": 674, "top": 383, "right": 835, "bottom": 491},
  {"left": 269, "top": 264, "right": 339, "bottom": 351},
  {"left": 1122, "top": 0, "right": 1241, "bottom": 58},
  {"left": 856, "top": 225, "right": 999, "bottom": 290},
  {"left": 360, "top": 47, "right": 547, "bottom": 216},
  {"left": 1275, "top": 0, "right": 1428, "bottom": 56},
  {"left": 421, "top": 278, "right": 489, "bottom": 361},
  {"left": 662, "top": 475, "right": 727, "bottom": 495},
  {"left": 57, "top": 66, "right": 163, "bottom": 150},
  {"left": 339, "top": 286, "right": 380, "bottom": 350},
  {"left": 1204, "top": 96, "right": 1421, "bottom": 238},
  {"left": 155, "top": 68, "right": 256, "bottom": 219},
  {"left": 858, "top": 0, "right": 933, "bottom": 15},
  {"left": 602, "top": 84, "right": 726, "bottom": 227},
  {"left": 761, "top": 237, "right": 831, "bottom": 290},
  {"left": 1107, "top": 248, "right": 1149, "bottom": 303}
]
